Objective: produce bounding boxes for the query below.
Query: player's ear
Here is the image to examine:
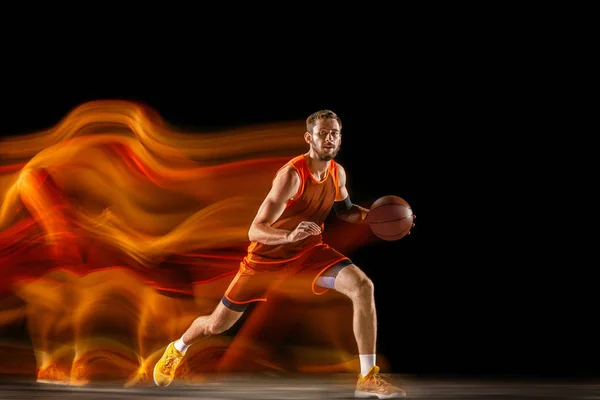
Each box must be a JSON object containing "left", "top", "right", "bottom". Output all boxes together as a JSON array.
[{"left": 304, "top": 131, "right": 312, "bottom": 144}]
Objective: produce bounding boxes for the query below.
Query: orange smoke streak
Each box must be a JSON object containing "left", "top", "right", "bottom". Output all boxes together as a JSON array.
[{"left": 0, "top": 100, "right": 376, "bottom": 384}]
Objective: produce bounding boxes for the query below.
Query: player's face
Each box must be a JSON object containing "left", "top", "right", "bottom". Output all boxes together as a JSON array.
[{"left": 309, "top": 118, "right": 341, "bottom": 161}]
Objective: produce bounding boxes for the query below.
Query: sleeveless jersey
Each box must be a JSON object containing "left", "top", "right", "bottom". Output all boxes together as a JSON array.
[{"left": 246, "top": 154, "right": 340, "bottom": 265}]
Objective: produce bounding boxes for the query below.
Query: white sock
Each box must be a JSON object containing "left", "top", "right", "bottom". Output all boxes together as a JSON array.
[
  {"left": 173, "top": 338, "right": 190, "bottom": 354},
  {"left": 359, "top": 354, "right": 376, "bottom": 376}
]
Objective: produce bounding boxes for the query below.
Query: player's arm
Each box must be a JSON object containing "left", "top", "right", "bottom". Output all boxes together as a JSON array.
[
  {"left": 334, "top": 164, "right": 369, "bottom": 224},
  {"left": 248, "top": 166, "right": 321, "bottom": 245}
]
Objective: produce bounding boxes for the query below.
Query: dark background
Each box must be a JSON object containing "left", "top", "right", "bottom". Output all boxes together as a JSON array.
[{"left": 0, "top": 65, "right": 590, "bottom": 381}]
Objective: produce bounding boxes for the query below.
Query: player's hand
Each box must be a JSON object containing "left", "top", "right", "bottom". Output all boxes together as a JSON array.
[
  {"left": 408, "top": 214, "right": 416, "bottom": 235},
  {"left": 287, "top": 221, "right": 321, "bottom": 242}
]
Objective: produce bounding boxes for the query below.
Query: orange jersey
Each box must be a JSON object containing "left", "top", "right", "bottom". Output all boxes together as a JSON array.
[{"left": 245, "top": 154, "right": 340, "bottom": 267}]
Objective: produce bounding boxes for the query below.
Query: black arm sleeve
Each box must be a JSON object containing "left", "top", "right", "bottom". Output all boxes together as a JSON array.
[{"left": 333, "top": 196, "right": 352, "bottom": 216}]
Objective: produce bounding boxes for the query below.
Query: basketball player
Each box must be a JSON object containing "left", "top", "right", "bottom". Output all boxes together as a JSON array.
[{"left": 152, "top": 110, "right": 409, "bottom": 398}]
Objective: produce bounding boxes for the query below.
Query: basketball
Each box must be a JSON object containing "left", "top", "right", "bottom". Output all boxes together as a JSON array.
[{"left": 366, "top": 195, "right": 415, "bottom": 241}]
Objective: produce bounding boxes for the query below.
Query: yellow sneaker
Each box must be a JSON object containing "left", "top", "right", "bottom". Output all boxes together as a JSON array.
[
  {"left": 355, "top": 366, "right": 406, "bottom": 398},
  {"left": 153, "top": 342, "right": 185, "bottom": 387}
]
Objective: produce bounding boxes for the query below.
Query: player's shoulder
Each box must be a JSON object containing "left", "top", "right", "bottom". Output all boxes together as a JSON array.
[
  {"left": 334, "top": 161, "right": 346, "bottom": 175},
  {"left": 276, "top": 164, "right": 301, "bottom": 184},
  {"left": 287, "top": 154, "right": 306, "bottom": 167},
  {"left": 281, "top": 154, "right": 306, "bottom": 178},
  {"left": 331, "top": 161, "right": 347, "bottom": 186}
]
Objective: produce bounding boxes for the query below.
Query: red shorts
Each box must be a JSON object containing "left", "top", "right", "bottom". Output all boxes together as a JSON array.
[{"left": 223, "top": 244, "right": 350, "bottom": 308}]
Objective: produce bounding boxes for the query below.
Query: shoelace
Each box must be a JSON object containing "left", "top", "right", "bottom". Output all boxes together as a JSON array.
[
  {"left": 367, "top": 373, "right": 392, "bottom": 387},
  {"left": 162, "top": 354, "right": 180, "bottom": 373}
]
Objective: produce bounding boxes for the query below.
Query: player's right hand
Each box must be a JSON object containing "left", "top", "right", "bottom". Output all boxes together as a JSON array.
[{"left": 287, "top": 221, "right": 321, "bottom": 242}]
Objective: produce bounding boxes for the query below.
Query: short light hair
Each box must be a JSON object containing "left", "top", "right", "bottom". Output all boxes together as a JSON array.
[{"left": 306, "top": 110, "right": 342, "bottom": 133}]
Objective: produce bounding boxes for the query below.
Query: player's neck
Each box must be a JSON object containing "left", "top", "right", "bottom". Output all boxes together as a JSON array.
[{"left": 304, "top": 152, "right": 330, "bottom": 180}]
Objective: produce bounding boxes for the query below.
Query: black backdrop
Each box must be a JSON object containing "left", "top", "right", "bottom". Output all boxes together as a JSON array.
[{"left": 0, "top": 67, "right": 590, "bottom": 380}]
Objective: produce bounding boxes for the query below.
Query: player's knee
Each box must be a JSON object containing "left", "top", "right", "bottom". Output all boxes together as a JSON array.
[
  {"left": 358, "top": 277, "right": 375, "bottom": 298},
  {"left": 345, "top": 276, "right": 374, "bottom": 300}
]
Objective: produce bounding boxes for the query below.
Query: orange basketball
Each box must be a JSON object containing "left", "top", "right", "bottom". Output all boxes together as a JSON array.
[{"left": 366, "top": 195, "right": 415, "bottom": 241}]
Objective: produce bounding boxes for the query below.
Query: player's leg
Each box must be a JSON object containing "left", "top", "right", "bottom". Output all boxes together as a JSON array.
[
  {"left": 180, "top": 298, "right": 246, "bottom": 346},
  {"left": 153, "top": 298, "right": 245, "bottom": 387},
  {"left": 328, "top": 263, "right": 406, "bottom": 398},
  {"left": 324, "top": 263, "right": 376, "bottom": 359},
  {"left": 153, "top": 261, "right": 272, "bottom": 388}
]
